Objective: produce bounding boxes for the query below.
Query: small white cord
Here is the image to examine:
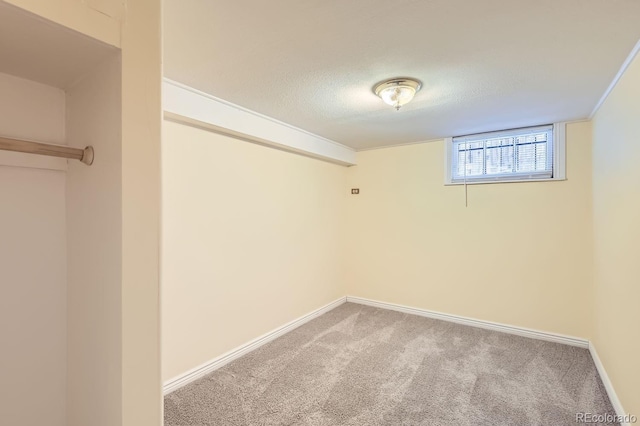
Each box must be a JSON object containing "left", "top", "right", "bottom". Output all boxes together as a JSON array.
[{"left": 464, "top": 142, "right": 468, "bottom": 207}]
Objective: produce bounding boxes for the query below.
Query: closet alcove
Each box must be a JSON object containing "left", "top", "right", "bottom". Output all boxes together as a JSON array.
[{"left": 0, "top": 3, "right": 122, "bottom": 425}]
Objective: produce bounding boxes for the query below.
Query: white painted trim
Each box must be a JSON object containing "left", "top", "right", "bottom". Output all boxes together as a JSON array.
[
  {"left": 443, "top": 177, "right": 567, "bottom": 186},
  {"left": 443, "top": 137, "right": 453, "bottom": 185},
  {"left": 165, "top": 294, "right": 627, "bottom": 419},
  {"left": 346, "top": 296, "right": 589, "bottom": 348},
  {"left": 355, "top": 119, "right": 591, "bottom": 153},
  {"left": 356, "top": 137, "right": 444, "bottom": 152},
  {"left": 590, "top": 38, "right": 640, "bottom": 119},
  {"left": 589, "top": 343, "right": 630, "bottom": 424},
  {"left": 162, "top": 79, "right": 356, "bottom": 166},
  {"left": 443, "top": 123, "right": 567, "bottom": 185},
  {"left": 553, "top": 122, "right": 567, "bottom": 180},
  {"left": 163, "top": 297, "right": 347, "bottom": 395},
  {"left": 164, "top": 79, "right": 349, "bottom": 150},
  {"left": 354, "top": 296, "right": 628, "bottom": 420}
]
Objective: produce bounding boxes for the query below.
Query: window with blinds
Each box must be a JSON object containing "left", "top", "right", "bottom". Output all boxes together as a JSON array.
[{"left": 450, "top": 125, "right": 554, "bottom": 183}]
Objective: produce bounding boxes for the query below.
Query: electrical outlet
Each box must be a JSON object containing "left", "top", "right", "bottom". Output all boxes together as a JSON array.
[{"left": 351, "top": 188, "right": 360, "bottom": 194}]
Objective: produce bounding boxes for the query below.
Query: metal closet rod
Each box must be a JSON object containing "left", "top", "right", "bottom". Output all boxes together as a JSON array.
[{"left": 0, "top": 136, "right": 94, "bottom": 165}]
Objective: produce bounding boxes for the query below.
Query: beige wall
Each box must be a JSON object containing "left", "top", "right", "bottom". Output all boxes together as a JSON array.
[
  {"left": 120, "top": 1, "right": 162, "bottom": 424},
  {"left": 0, "top": 73, "right": 67, "bottom": 426},
  {"left": 7, "top": 0, "right": 635, "bottom": 418},
  {"left": 345, "top": 122, "right": 593, "bottom": 339},
  {"left": 161, "top": 120, "right": 347, "bottom": 381},
  {"left": 66, "top": 54, "right": 122, "bottom": 426},
  {"left": 592, "top": 53, "right": 640, "bottom": 416}
]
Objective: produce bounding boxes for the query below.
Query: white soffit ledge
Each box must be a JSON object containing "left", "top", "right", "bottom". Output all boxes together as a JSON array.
[{"left": 162, "top": 79, "right": 356, "bottom": 166}]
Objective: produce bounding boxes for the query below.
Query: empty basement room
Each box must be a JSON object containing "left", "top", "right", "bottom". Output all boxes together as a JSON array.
[
  {"left": 1, "top": 1, "right": 640, "bottom": 426},
  {"left": 161, "top": 1, "right": 640, "bottom": 425}
]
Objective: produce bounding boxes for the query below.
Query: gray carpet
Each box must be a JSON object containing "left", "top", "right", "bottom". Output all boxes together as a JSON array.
[{"left": 164, "top": 303, "right": 617, "bottom": 425}]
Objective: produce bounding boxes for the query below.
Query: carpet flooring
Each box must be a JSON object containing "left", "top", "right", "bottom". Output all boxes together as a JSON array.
[{"left": 164, "top": 303, "right": 617, "bottom": 425}]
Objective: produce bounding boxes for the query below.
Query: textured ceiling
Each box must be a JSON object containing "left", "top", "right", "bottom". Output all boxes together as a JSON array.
[
  {"left": 163, "top": 0, "right": 640, "bottom": 150},
  {"left": 0, "top": 1, "right": 117, "bottom": 89}
]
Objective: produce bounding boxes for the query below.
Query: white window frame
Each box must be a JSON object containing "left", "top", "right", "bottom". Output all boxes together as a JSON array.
[{"left": 444, "top": 122, "right": 566, "bottom": 185}]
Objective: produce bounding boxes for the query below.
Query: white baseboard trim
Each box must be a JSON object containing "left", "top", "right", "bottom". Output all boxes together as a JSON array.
[
  {"left": 589, "top": 343, "right": 629, "bottom": 423},
  {"left": 165, "top": 294, "right": 627, "bottom": 420},
  {"left": 351, "top": 296, "right": 629, "bottom": 421},
  {"left": 346, "top": 296, "right": 589, "bottom": 348},
  {"left": 163, "top": 296, "right": 347, "bottom": 395},
  {"left": 350, "top": 296, "right": 634, "bottom": 415}
]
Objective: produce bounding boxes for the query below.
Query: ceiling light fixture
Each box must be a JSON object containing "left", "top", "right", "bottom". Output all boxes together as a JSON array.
[{"left": 373, "top": 77, "right": 422, "bottom": 111}]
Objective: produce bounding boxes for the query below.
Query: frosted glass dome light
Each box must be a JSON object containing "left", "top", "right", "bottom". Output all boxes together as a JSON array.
[{"left": 373, "top": 78, "right": 422, "bottom": 110}]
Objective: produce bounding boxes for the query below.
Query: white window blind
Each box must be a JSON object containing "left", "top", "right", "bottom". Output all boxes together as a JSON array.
[{"left": 450, "top": 125, "right": 554, "bottom": 183}]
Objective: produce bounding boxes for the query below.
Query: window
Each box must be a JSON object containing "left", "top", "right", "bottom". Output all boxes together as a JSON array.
[{"left": 444, "top": 124, "right": 566, "bottom": 184}]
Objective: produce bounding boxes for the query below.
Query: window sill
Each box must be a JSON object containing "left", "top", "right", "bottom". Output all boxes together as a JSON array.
[{"left": 444, "top": 177, "right": 567, "bottom": 186}]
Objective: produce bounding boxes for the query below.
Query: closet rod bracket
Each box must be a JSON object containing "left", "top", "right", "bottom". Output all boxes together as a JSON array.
[{"left": 81, "top": 146, "right": 94, "bottom": 165}]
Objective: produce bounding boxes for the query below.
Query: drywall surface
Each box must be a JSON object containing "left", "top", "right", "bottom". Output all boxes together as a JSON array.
[
  {"left": 2, "top": 0, "right": 121, "bottom": 47},
  {"left": 66, "top": 54, "right": 122, "bottom": 426},
  {"left": 161, "top": 120, "right": 347, "bottom": 381},
  {"left": 592, "top": 52, "right": 640, "bottom": 416},
  {"left": 345, "top": 122, "right": 593, "bottom": 339},
  {"left": 120, "top": 0, "right": 162, "bottom": 423},
  {"left": 0, "top": 73, "right": 67, "bottom": 426},
  {"left": 0, "top": 72, "right": 65, "bottom": 144}
]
